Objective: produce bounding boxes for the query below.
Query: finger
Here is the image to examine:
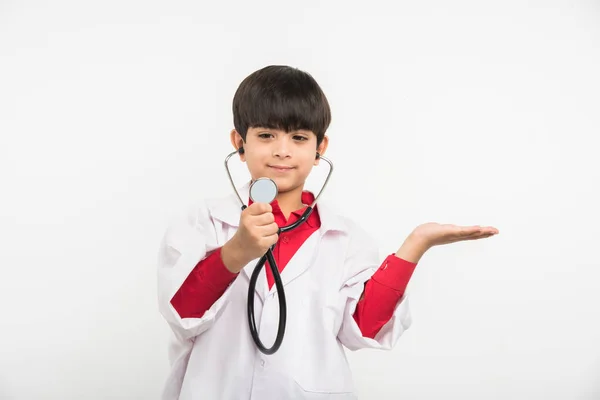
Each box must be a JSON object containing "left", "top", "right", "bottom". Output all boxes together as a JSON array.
[
  {"left": 465, "top": 232, "right": 497, "bottom": 240},
  {"left": 252, "top": 212, "right": 275, "bottom": 226},
  {"left": 262, "top": 233, "right": 279, "bottom": 247},
  {"left": 470, "top": 225, "right": 498, "bottom": 235},
  {"left": 477, "top": 227, "right": 498, "bottom": 235},
  {"left": 459, "top": 225, "right": 499, "bottom": 236},
  {"left": 458, "top": 226, "right": 482, "bottom": 236},
  {"left": 248, "top": 202, "right": 272, "bottom": 215},
  {"left": 259, "top": 222, "right": 280, "bottom": 237}
]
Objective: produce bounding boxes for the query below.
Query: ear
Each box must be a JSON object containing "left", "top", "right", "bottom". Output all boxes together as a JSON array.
[
  {"left": 314, "top": 135, "right": 329, "bottom": 166},
  {"left": 230, "top": 129, "right": 246, "bottom": 161}
]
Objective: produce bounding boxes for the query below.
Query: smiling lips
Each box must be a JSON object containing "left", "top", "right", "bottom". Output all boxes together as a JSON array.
[{"left": 268, "top": 165, "right": 294, "bottom": 173}]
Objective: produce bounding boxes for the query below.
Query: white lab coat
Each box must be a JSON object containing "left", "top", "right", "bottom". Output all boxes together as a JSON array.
[{"left": 157, "top": 182, "right": 412, "bottom": 400}]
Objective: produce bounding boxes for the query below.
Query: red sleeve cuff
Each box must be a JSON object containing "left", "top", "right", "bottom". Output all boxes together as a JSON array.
[
  {"left": 370, "top": 253, "right": 417, "bottom": 292},
  {"left": 352, "top": 254, "right": 418, "bottom": 338},
  {"left": 170, "top": 247, "right": 238, "bottom": 319},
  {"left": 201, "top": 247, "right": 239, "bottom": 291}
]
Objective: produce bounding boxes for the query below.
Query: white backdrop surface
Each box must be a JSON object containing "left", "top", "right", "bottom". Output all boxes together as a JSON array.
[{"left": 1, "top": 1, "right": 599, "bottom": 399}]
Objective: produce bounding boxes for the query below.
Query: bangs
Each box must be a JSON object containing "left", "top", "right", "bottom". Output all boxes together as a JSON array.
[{"left": 233, "top": 66, "right": 331, "bottom": 144}]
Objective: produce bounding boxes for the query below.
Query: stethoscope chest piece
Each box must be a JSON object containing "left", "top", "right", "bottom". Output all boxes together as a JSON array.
[{"left": 249, "top": 178, "right": 278, "bottom": 204}]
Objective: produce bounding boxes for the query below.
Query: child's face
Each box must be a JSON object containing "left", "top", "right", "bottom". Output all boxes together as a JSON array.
[{"left": 231, "top": 127, "right": 328, "bottom": 195}]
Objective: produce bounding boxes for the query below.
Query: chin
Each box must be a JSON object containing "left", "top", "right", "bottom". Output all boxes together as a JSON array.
[{"left": 270, "top": 178, "right": 302, "bottom": 192}]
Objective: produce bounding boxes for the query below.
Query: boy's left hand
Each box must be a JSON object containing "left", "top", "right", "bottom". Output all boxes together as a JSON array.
[
  {"left": 395, "top": 223, "right": 499, "bottom": 264},
  {"left": 413, "top": 222, "right": 499, "bottom": 248}
]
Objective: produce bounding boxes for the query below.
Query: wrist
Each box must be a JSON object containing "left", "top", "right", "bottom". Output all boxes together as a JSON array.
[
  {"left": 395, "top": 233, "right": 430, "bottom": 264},
  {"left": 221, "top": 236, "right": 247, "bottom": 274}
]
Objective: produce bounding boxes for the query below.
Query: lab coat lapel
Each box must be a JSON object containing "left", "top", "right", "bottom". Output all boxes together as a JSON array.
[
  {"left": 269, "top": 199, "right": 349, "bottom": 296},
  {"left": 268, "top": 232, "right": 319, "bottom": 296}
]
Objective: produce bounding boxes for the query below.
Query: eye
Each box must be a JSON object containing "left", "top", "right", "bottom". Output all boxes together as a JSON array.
[
  {"left": 258, "top": 133, "right": 274, "bottom": 139},
  {"left": 293, "top": 135, "right": 308, "bottom": 141}
]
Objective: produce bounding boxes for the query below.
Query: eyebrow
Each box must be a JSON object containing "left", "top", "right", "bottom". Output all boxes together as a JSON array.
[{"left": 256, "top": 129, "right": 310, "bottom": 135}]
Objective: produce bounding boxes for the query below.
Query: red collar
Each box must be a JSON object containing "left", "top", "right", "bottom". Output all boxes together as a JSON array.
[{"left": 248, "top": 191, "right": 319, "bottom": 228}]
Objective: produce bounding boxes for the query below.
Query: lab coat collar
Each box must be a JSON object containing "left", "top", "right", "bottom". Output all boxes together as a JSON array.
[{"left": 209, "top": 180, "right": 348, "bottom": 234}]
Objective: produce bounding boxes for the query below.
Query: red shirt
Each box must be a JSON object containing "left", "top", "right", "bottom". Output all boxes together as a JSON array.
[{"left": 170, "top": 191, "right": 417, "bottom": 339}]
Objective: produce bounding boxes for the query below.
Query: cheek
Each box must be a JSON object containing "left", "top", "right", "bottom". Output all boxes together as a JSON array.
[
  {"left": 245, "top": 150, "right": 263, "bottom": 164},
  {"left": 245, "top": 152, "right": 272, "bottom": 176},
  {"left": 246, "top": 158, "right": 264, "bottom": 175},
  {"left": 297, "top": 154, "right": 317, "bottom": 174}
]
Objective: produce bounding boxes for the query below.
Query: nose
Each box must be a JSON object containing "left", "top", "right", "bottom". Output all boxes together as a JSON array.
[{"left": 272, "top": 135, "right": 292, "bottom": 158}]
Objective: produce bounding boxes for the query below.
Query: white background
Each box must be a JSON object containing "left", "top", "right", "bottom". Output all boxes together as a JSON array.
[{"left": 1, "top": 0, "right": 599, "bottom": 399}]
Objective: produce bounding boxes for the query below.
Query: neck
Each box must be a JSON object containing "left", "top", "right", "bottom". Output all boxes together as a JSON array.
[{"left": 275, "top": 187, "right": 305, "bottom": 219}]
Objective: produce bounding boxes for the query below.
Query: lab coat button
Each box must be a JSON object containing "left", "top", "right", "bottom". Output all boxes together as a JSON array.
[{"left": 260, "top": 359, "right": 265, "bottom": 367}]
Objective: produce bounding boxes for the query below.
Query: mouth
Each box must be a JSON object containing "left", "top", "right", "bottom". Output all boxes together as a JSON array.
[{"left": 268, "top": 165, "right": 295, "bottom": 172}]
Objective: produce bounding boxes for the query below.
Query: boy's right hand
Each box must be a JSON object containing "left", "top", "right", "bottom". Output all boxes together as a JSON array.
[{"left": 221, "top": 203, "right": 279, "bottom": 274}]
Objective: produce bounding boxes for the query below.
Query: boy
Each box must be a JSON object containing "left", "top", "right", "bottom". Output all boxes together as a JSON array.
[{"left": 157, "top": 65, "right": 498, "bottom": 400}]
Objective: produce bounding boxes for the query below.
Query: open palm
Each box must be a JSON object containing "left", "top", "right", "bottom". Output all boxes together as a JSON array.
[{"left": 413, "top": 222, "right": 499, "bottom": 247}]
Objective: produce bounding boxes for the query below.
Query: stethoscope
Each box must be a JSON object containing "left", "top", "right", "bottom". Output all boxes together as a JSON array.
[{"left": 224, "top": 148, "right": 334, "bottom": 354}]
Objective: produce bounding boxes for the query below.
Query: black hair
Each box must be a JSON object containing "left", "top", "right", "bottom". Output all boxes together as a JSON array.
[{"left": 232, "top": 65, "right": 331, "bottom": 147}]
